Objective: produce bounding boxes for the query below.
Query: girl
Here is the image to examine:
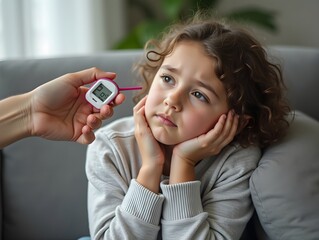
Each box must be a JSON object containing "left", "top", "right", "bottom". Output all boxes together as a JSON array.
[{"left": 86, "top": 15, "right": 290, "bottom": 240}]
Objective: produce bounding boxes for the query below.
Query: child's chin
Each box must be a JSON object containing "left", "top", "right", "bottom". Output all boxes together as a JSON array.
[{"left": 153, "top": 132, "right": 179, "bottom": 146}]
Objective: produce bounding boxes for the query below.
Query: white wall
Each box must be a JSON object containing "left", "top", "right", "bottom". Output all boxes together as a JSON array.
[
  {"left": 1, "top": 0, "right": 317, "bottom": 60},
  {"left": 0, "top": 0, "right": 127, "bottom": 59},
  {"left": 217, "top": 0, "right": 319, "bottom": 48}
]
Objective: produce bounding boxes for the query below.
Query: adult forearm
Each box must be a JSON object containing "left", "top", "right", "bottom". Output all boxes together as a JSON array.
[{"left": 0, "top": 93, "right": 31, "bottom": 148}]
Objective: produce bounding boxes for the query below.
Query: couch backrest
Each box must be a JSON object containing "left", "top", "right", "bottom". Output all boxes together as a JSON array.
[
  {"left": 0, "top": 46, "right": 318, "bottom": 240},
  {"left": 268, "top": 46, "right": 319, "bottom": 121}
]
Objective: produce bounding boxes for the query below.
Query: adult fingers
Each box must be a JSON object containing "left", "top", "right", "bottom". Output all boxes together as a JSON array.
[
  {"left": 77, "top": 126, "right": 96, "bottom": 144},
  {"left": 86, "top": 115, "right": 103, "bottom": 130},
  {"left": 113, "top": 93, "right": 126, "bottom": 106},
  {"left": 66, "top": 67, "right": 117, "bottom": 87},
  {"left": 98, "top": 105, "right": 114, "bottom": 119}
]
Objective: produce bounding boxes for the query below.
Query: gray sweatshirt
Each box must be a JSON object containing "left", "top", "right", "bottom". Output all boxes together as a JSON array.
[{"left": 86, "top": 116, "right": 260, "bottom": 240}]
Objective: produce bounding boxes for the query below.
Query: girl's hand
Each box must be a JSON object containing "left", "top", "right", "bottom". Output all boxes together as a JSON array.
[
  {"left": 134, "top": 96, "right": 165, "bottom": 193},
  {"left": 170, "top": 110, "right": 239, "bottom": 184}
]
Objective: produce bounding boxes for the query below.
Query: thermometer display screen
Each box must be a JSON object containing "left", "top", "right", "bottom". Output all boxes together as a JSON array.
[{"left": 92, "top": 83, "right": 112, "bottom": 102}]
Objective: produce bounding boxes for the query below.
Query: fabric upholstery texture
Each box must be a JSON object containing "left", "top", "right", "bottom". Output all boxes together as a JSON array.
[{"left": 250, "top": 111, "right": 319, "bottom": 240}]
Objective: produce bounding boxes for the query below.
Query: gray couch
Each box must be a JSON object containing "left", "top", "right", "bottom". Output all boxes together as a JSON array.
[{"left": 0, "top": 46, "right": 318, "bottom": 240}]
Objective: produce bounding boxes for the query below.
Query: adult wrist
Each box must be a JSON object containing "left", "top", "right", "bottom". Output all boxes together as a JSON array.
[{"left": 0, "top": 93, "right": 32, "bottom": 148}]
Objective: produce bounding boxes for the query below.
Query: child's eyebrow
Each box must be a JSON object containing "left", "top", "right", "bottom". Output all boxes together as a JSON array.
[
  {"left": 161, "top": 65, "right": 179, "bottom": 73},
  {"left": 161, "top": 64, "right": 221, "bottom": 99},
  {"left": 195, "top": 80, "right": 220, "bottom": 100}
]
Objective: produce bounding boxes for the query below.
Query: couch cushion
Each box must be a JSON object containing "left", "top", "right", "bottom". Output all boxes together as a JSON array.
[{"left": 250, "top": 111, "right": 319, "bottom": 239}]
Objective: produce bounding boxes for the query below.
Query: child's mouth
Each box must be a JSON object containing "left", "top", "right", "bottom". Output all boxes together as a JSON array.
[{"left": 156, "top": 114, "right": 177, "bottom": 127}]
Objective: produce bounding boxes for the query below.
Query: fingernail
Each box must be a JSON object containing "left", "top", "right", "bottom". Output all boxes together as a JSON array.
[{"left": 106, "top": 72, "right": 116, "bottom": 75}]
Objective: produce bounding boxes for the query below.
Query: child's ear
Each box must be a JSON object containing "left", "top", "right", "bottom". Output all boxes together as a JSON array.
[{"left": 236, "top": 115, "right": 252, "bottom": 134}]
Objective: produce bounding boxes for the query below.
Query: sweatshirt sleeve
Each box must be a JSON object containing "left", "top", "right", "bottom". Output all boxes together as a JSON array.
[
  {"left": 160, "top": 180, "right": 204, "bottom": 220},
  {"left": 160, "top": 180, "right": 210, "bottom": 240},
  {"left": 160, "top": 145, "right": 260, "bottom": 240},
  {"left": 86, "top": 128, "right": 164, "bottom": 240}
]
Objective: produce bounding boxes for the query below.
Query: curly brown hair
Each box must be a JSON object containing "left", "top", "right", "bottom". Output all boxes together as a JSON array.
[{"left": 134, "top": 15, "right": 291, "bottom": 148}]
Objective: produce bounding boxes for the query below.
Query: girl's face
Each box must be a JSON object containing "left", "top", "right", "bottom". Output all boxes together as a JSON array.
[{"left": 145, "top": 41, "right": 229, "bottom": 145}]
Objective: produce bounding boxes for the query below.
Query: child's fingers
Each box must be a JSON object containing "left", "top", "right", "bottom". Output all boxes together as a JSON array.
[
  {"left": 207, "top": 113, "right": 227, "bottom": 140},
  {"left": 133, "top": 96, "right": 147, "bottom": 124},
  {"left": 133, "top": 95, "right": 147, "bottom": 114},
  {"left": 133, "top": 96, "right": 149, "bottom": 137},
  {"left": 176, "top": 110, "right": 239, "bottom": 162},
  {"left": 204, "top": 110, "right": 238, "bottom": 153},
  {"left": 219, "top": 110, "right": 239, "bottom": 146}
]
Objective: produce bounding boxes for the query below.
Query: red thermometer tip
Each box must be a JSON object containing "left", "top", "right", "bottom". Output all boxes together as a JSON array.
[{"left": 119, "top": 86, "right": 143, "bottom": 91}]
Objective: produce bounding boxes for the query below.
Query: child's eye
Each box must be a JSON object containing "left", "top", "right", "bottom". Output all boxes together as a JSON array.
[
  {"left": 161, "top": 75, "right": 174, "bottom": 84},
  {"left": 192, "top": 91, "right": 209, "bottom": 103}
]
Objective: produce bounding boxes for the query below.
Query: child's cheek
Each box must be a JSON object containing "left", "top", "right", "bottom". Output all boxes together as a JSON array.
[
  {"left": 144, "top": 93, "right": 158, "bottom": 119},
  {"left": 184, "top": 112, "right": 217, "bottom": 138},
  {"left": 183, "top": 114, "right": 207, "bottom": 137}
]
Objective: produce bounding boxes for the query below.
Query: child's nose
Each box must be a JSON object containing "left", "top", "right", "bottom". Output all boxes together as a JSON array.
[{"left": 163, "top": 89, "right": 183, "bottom": 111}]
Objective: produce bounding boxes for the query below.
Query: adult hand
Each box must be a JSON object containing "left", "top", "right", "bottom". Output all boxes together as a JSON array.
[{"left": 29, "top": 68, "right": 125, "bottom": 144}]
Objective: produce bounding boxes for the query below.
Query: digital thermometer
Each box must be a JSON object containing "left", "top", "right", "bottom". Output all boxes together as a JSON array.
[{"left": 86, "top": 79, "right": 142, "bottom": 109}]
